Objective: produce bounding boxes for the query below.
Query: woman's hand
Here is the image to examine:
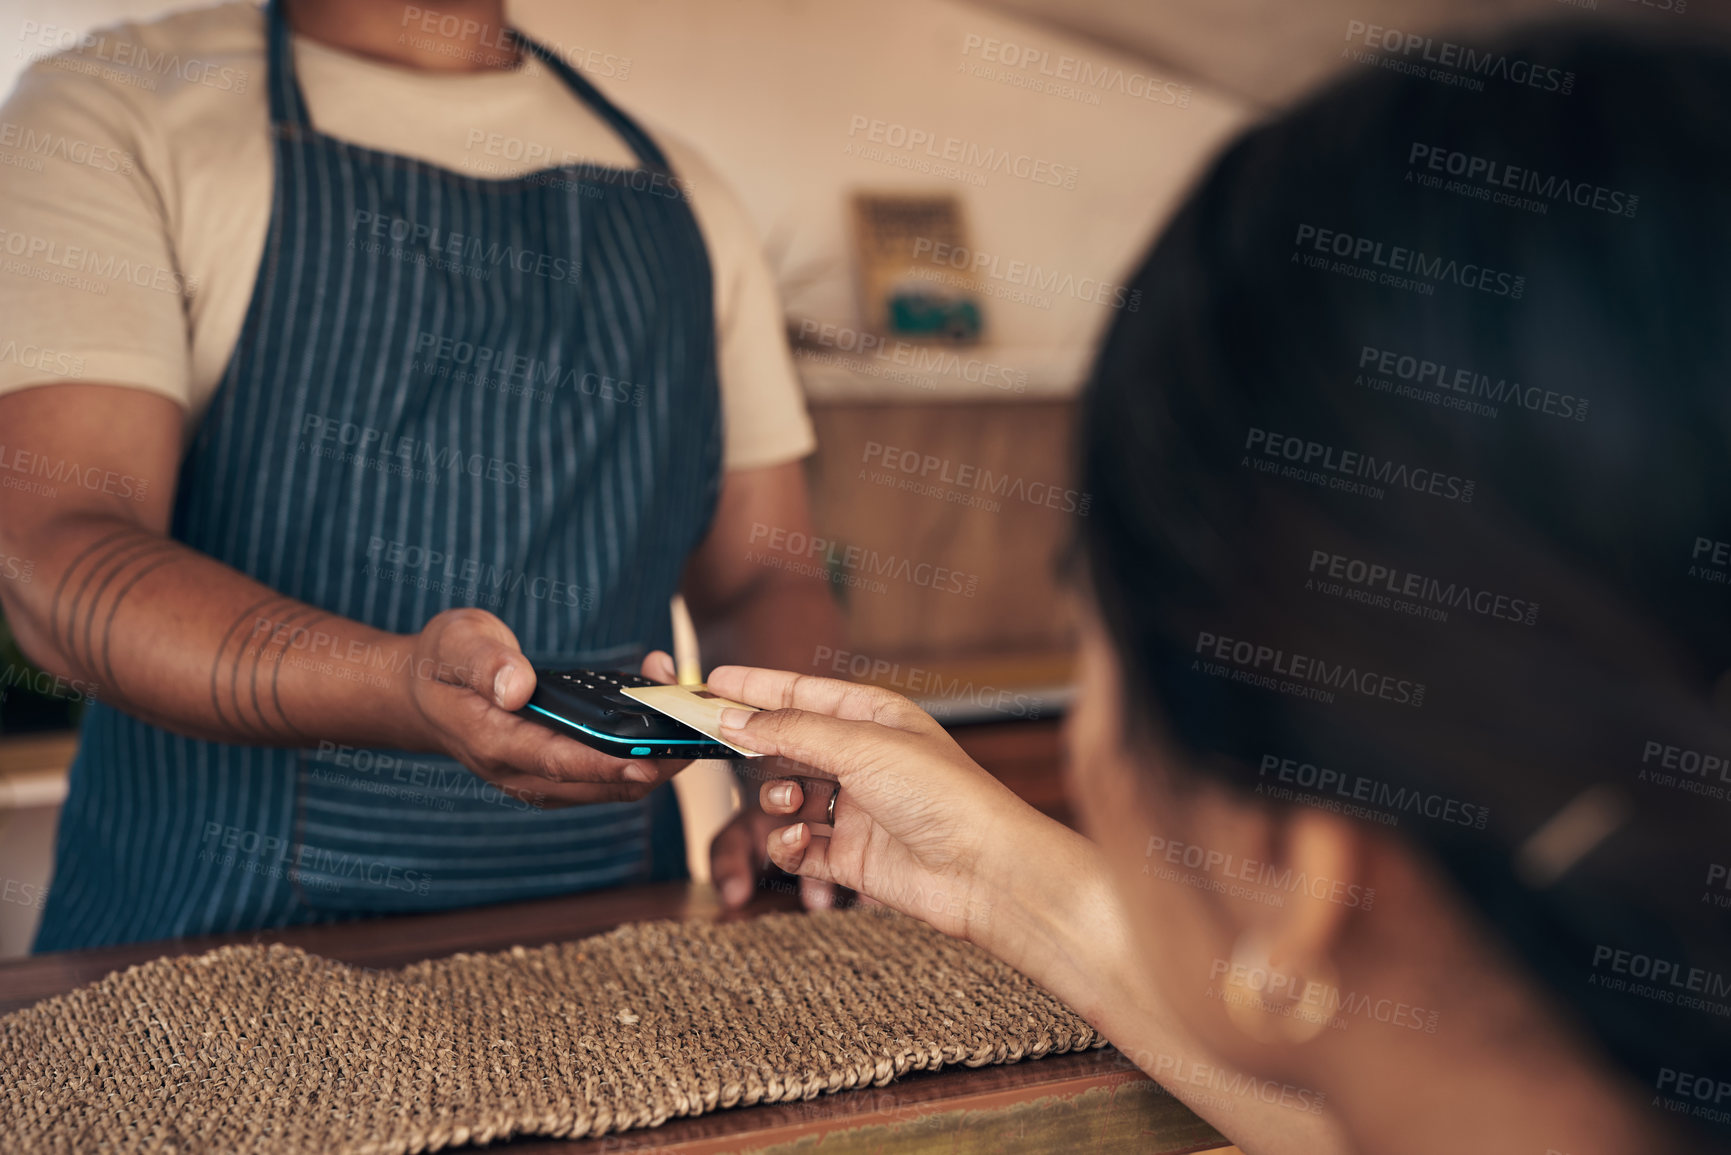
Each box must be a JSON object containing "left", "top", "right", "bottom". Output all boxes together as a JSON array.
[
  {"left": 638, "top": 651, "right": 840, "bottom": 911},
  {"left": 705, "top": 665, "right": 1058, "bottom": 945},
  {"left": 708, "top": 667, "right": 1351, "bottom": 1155}
]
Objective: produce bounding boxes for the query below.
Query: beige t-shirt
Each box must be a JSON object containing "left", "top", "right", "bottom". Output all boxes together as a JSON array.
[{"left": 0, "top": 1, "right": 814, "bottom": 470}]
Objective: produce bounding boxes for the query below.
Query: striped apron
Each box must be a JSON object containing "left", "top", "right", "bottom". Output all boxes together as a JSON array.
[{"left": 33, "top": 0, "right": 721, "bottom": 950}]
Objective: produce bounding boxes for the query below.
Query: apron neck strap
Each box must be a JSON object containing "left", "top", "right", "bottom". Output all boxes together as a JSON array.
[
  {"left": 514, "top": 33, "right": 671, "bottom": 173},
  {"left": 263, "top": 0, "right": 671, "bottom": 173},
  {"left": 265, "top": 0, "right": 313, "bottom": 129}
]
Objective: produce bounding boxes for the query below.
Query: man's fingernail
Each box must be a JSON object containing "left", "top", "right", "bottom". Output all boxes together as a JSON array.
[
  {"left": 723, "top": 877, "right": 751, "bottom": 906},
  {"left": 718, "top": 708, "right": 752, "bottom": 730},
  {"left": 493, "top": 664, "right": 515, "bottom": 705},
  {"left": 768, "top": 783, "right": 794, "bottom": 808},
  {"left": 780, "top": 823, "right": 804, "bottom": 846},
  {"left": 626, "top": 762, "right": 656, "bottom": 783}
]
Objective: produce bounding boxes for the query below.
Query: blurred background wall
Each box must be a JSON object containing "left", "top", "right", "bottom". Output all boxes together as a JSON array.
[{"left": 0, "top": 0, "right": 1709, "bottom": 955}]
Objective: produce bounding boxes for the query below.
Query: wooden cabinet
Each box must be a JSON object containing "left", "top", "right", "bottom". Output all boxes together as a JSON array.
[{"left": 806, "top": 400, "right": 1083, "bottom": 660}]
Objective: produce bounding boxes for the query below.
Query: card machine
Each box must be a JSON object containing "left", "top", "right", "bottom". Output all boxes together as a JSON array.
[{"left": 518, "top": 668, "right": 735, "bottom": 758}]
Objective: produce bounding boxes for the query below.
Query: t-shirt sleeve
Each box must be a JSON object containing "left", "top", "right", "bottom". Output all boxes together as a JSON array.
[
  {"left": 0, "top": 53, "right": 192, "bottom": 407},
  {"left": 658, "top": 134, "right": 815, "bottom": 471}
]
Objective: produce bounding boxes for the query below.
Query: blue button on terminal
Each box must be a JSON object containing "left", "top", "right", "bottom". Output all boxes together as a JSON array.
[{"left": 630, "top": 746, "right": 652, "bottom": 756}]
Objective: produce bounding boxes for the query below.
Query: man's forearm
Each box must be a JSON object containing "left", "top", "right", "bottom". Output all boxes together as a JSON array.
[
  {"left": 2, "top": 512, "right": 425, "bottom": 749},
  {"left": 694, "top": 573, "right": 843, "bottom": 673}
]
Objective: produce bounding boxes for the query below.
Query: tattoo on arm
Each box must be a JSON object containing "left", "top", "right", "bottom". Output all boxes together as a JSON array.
[
  {"left": 47, "top": 525, "right": 339, "bottom": 745},
  {"left": 86, "top": 542, "right": 184, "bottom": 686},
  {"left": 210, "top": 594, "right": 297, "bottom": 740},
  {"left": 48, "top": 524, "right": 140, "bottom": 658},
  {"left": 49, "top": 525, "right": 190, "bottom": 699},
  {"left": 239, "top": 602, "right": 332, "bottom": 742}
]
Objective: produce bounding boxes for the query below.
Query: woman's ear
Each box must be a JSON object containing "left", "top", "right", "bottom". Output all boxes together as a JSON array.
[
  {"left": 1272, "top": 805, "right": 1360, "bottom": 970},
  {"left": 1187, "top": 790, "right": 1362, "bottom": 957},
  {"left": 1181, "top": 788, "right": 1368, "bottom": 1055}
]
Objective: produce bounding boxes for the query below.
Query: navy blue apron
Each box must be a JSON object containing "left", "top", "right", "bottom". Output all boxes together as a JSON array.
[{"left": 34, "top": 0, "right": 721, "bottom": 950}]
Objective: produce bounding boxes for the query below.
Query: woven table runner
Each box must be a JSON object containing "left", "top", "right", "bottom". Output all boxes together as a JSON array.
[{"left": 1, "top": 909, "right": 1105, "bottom": 1153}]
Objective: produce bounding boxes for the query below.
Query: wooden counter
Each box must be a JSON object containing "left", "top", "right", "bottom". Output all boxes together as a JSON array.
[
  {"left": 0, "top": 880, "right": 1227, "bottom": 1154},
  {"left": 0, "top": 717, "right": 1230, "bottom": 1152}
]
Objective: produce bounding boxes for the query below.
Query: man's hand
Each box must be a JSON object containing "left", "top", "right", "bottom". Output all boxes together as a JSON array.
[
  {"left": 407, "top": 609, "right": 683, "bottom": 807},
  {"left": 709, "top": 773, "right": 845, "bottom": 910}
]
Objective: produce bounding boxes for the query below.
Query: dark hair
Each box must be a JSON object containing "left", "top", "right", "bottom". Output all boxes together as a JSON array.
[{"left": 1081, "top": 20, "right": 1731, "bottom": 1144}]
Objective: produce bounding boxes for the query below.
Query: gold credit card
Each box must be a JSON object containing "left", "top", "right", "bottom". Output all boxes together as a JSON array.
[{"left": 620, "top": 683, "right": 765, "bottom": 758}]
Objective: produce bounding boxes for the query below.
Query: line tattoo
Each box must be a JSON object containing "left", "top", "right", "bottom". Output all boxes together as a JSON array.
[
  {"left": 210, "top": 594, "right": 296, "bottom": 738},
  {"left": 50, "top": 525, "right": 190, "bottom": 698}
]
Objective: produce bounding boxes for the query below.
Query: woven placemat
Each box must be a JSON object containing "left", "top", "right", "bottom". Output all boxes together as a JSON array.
[{"left": 1, "top": 909, "right": 1105, "bottom": 1153}]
